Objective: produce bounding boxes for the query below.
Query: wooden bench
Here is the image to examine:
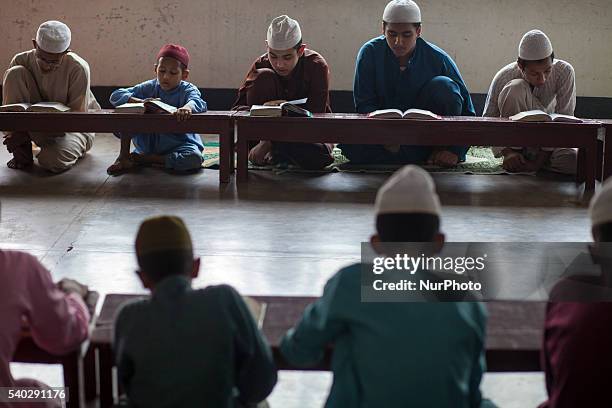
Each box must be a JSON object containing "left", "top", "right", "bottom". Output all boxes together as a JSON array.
[
  {"left": 12, "top": 291, "right": 99, "bottom": 408},
  {"left": 0, "top": 110, "right": 236, "bottom": 183},
  {"left": 600, "top": 120, "right": 612, "bottom": 181},
  {"left": 234, "top": 113, "right": 602, "bottom": 191},
  {"left": 89, "top": 293, "right": 545, "bottom": 407}
]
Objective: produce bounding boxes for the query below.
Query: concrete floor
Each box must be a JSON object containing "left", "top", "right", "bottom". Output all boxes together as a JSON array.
[{"left": 2, "top": 134, "right": 593, "bottom": 407}]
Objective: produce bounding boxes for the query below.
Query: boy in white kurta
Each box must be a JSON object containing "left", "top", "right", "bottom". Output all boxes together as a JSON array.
[
  {"left": 483, "top": 30, "right": 577, "bottom": 174},
  {"left": 2, "top": 20, "right": 100, "bottom": 172}
]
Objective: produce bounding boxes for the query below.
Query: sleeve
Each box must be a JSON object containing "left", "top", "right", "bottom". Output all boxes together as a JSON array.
[
  {"left": 113, "top": 305, "right": 135, "bottom": 394},
  {"left": 232, "top": 61, "right": 260, "bottom": 110},
  {"left": 25, "top": 256, "right": 90, "bottom": 355},
  {"left": 182, "top": 82, "right": 207, "bottom": 113},
  {"left": 482, "top": 69, "right": 506, "bottom": 118},
  {"left": 225, "top": 286, "right": 277, "bottom": 404},
  {"left": 109, "top": 80, "right": 155, "bottom": 107},
  {"left": 66, "top": 64, "right": 91, "bottom": 112},
  {"left": 280, "top": 272, "right": 347, "bottom": 366},
  {"left": 442, "top": 56, "right": 475, "bottom": 116},
  {"left": 305, "top": 56, "right": 331, "bottom": 113},
  {"left": 7, "top": 54, "right": 20, "bottom": 69},
  {"left": 554, "top": 63, "right": 576, "bottom": 116},
  {"left": 353, "top": 44, "right": 380, "bottom": 114}
]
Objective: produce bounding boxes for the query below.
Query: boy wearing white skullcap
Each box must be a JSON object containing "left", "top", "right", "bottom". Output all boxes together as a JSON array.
[
  {"left": 2, "top": 20, "right": 100, "bottom": 172},
  {"left": 540, "top": 180, "right": 612, "bottom": 407},
  {"left": 281, "top": 165, "right": 494, "bottom": 407},
  {"left": 483, "top": 29, "right": 577, "bottom": 175},
  {"left": 339, "top": 0, "right": 476, "bottom": 169},
  {"left": 233, "top": 15, "right": 333, "bottom": 170}
]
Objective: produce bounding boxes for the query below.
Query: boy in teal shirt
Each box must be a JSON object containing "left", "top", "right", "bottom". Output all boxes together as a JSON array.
[{"left": 281, "top": 166, "right": 494, "bottom": 407}]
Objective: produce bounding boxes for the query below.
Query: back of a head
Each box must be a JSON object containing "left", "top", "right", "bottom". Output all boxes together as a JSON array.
[
  {"left": 135, "top": 215, "right": 194, "bottom": 283},
  {"left": 589, "top": 181, "right": 612, "bottom": 242},
  {"left": 36, "top": 20, "right": 71, "bottom": 54},
  {"left": 374, "top": 165, "right": 441, "bottom": 242}
]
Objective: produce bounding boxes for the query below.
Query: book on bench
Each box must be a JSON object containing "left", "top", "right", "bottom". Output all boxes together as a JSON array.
[
  {"left": 243, "top": 296, "right": 267, "bottom": 329},
  {"left": 367, "top": 108, "right": 442, "bottom": 120},
  {"left": 250, "top": 98, "right": 312, "bottom": 118},
  {"left": 114, "top": 100, "right": 178, "bottom": 114},
  {"left": 509, "top": 110, "right": 583, "bottom": 123},
  {"left": 0, "top": 101, "right": 71, "bottom": 112}
]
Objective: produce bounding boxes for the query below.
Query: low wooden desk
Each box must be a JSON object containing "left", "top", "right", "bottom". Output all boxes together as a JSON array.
[
  {"left": 234, "top": 113, "right": 600, "bottom": 190},
  {"left": 13, "top": 291, "right": 99, "bottom": 408},
  {"left": 0, "top": 110, "right": 235, "bottom": 183},
  {"left": 90, "top": 293, "right": 545, "bottom": 407}
]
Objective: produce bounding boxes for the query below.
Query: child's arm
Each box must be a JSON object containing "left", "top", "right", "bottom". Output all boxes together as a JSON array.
[
  {"left": 183, "top": 83, "right": 207, "bottom": 113},
  {"left": 109, "top": 80, "right": 156, "bottom": 107},
  {"left": 280, "top": 272, "right": 347, "bottom": 367}
]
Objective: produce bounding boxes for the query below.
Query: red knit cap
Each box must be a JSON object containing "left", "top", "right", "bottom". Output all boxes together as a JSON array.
[{"left": 156, "top": 44, "right": 190, "bottom": 68}]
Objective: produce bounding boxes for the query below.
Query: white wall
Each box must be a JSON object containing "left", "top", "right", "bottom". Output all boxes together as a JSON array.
[{"left": 1, "top": 0, "right": 611, "bottom": 96}]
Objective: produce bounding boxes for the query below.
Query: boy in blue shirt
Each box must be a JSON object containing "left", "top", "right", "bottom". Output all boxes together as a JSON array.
[
  {"left": 281, "top": 166, "right": 493, "bottom": 407},
  {"left": 339, "top": 0, "right": 475, "bottom": 167},
  {"left": 108, "top": 44, "right": 207, "bottom": 175}
]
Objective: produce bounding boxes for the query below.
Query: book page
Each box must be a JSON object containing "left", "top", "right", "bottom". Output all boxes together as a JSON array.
[
  {"left": 550, "top": 113, "right": 583, "bottom": 123},
  {"left": 28, "top": 102, "right": 71, "bottom": 112},
  {"left": 509, "top": 110, "right": 551, "bottom": 122},
  {"left": 403, "top": 108, "right": 441, "bottom": 120},
  {"left": 368, "top": 109, "right": 403, "bottom": 118},
  {"left": 114, "top": 102, "right": 146, "bottom": 113},
  {"left": 0, "top": 103, "right": 31, "bottom": 112},
  {"left": 145, "top": 100, "right": 177, "bottom": 114}
]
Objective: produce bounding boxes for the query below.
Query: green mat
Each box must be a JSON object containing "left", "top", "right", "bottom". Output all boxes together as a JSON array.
[{"left": 202, "top": 141, "right": 509, "bottom": 174}]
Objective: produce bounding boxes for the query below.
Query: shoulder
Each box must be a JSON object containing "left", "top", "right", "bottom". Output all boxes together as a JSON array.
[
  {"left": 419, "top": 38, "right": 455, "bottom": 63},
  {"left": 179, "top": 80, "right": 200, "bottom": 92},
  {"left": 194, "top": 283, "right": 242, "bottom": 304},
  {"left": 359, "top": 36, "right": 386, "bottom": 55},
  {"left": 64, "top": 52, "right": 91, "bottom": 75},
  {"left": 115, "top": 297, "right": 151, "bottom": 326},
  {"left": 303, "top": 49, "right": 329, "bottom": 67},
  {"left": 491, "top": 62, "right": 520, "bottom": 84},
  {"left": 553, "top": 59, "right": 575, "bottom": 77},
  {"left": 0, "top": 250, "right": 43, "bottom": 271}
]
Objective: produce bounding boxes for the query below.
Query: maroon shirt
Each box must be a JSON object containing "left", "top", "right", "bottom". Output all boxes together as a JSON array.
[
  {"left": 540, "top": 300, "right": 612, "bottom": 407},
  {"left": 233, "top": 49, "right": 331, "bottom": 114}
]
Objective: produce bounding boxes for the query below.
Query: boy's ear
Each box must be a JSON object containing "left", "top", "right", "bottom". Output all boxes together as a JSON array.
[
  {"left": 136, "top": 270, "right": 152, "bottom": 290},
  {"left": 191, "top": 257, "right": 200, "bottom": 279},
  {"left": 32, "top": 39, "right": 38, "bottom": 49},
  {"left": 297, "top": 44, "right": 306, "bottom": 57},
  {"left": 433, "top": 232, "right": 445, "bottom": 253},
  {"left": 181, "top": 68, "right": 190, "bottom": 80},
  {"left": 370, "top": 234, "right": 383, "bottom": 253}
]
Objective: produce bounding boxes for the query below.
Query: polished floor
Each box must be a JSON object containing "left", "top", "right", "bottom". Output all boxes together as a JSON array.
[{"left": 1, "top": 134, "right": 593, "bottom": 407}]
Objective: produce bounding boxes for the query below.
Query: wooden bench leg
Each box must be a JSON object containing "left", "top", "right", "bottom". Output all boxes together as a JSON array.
[
  {"left": 236, "top": 132, "right": 249, "bottom": 182},
  {"left": 62, "top": 352, "right": 82, "bottom": 408},
  {"left": 602, "top": 128, "right": 612, "bottom": 181},
  {"left": 577, "top": 147, "right": 585, "bottom": 183},
  {"left": 219, "top": 128, "right": 231, "bottom": 183},
  {"left": 585, "top": 143, "right": 596, "bottom": 192},
  {"left": 98, "top": 345, "right": 114, "bottom": 408},
  {"left": 84, "top": 345, "right": 97, "bottom": 401}
]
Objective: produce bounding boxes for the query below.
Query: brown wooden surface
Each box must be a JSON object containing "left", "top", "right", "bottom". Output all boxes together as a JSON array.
[
  {"left": 0, "top": 110, "right": 235, "bottom": 183},
  {"left": 234, "top": 113, "right": 600, "bottom": 190}
]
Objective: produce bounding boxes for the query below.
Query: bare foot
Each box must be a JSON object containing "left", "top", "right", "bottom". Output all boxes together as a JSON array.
[{"left": 107, "top": 157, "right": 135, "bottom": 175}]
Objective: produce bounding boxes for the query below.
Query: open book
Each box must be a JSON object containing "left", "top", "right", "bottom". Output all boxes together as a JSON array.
[
  {"left": 114, "top": 100, "right": 178, "bottom": 114},
  {"left": 250, "top": 98, "right": 312, "bottom": 118},
  {"left": 242, "top": 296, "right": 267, "bottom": 329},
  {"left": 367, "top": 108, "right": 441, "bottom": 120},
  {"left": 509, "top": 110, "right": 583, "bottom": 123},
  {"left": 0, "top": 102, "right": 71, "bottom": 112}
]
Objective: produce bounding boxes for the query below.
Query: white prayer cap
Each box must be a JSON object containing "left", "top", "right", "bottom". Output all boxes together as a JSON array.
[
  {"left": 518, "top": 29, "right": 553, "bottom": 60},
  {"left": 375, "top": 165, "right": 441, "bottom": 216},
  {"left": 36, "top": 20, "right": 71, "bottom": 54},
  {"left": 383, "top": 0, "right": 422, "bottom": 24},
  {"left": 266, "top": 15, "right": 302, "bottom": 50},
  {"left": 589, "top": 180, "right": 612, "bottom": 227}
]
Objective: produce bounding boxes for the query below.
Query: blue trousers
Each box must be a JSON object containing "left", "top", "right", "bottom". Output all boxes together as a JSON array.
[{"left": 339, "top": 76, "right": 469, "bottom": 165}]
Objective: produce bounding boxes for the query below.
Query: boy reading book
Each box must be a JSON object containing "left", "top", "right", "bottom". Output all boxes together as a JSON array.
[
  {"left": 232, "top": 15, "right": 333, "bottom": 169},
  {"left": 114, "top": 216, "right": 277, "bottom": 407},
  {"left": 107, "top": 44, "right": 207, "bottom": 175},
  {"left": 483, "top": 30, "right": 577, "bottom": 174}
]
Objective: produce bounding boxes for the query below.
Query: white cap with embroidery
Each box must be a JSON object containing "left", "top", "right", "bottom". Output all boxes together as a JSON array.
[
  {"left": 375, "top": 165, "right": 441, "bottom": 216},
  {"left": 267, "top": 15, "right": 302, "bottom": 50},
  {"left": 36, "top": 20, "right": 71, "bottom": 54},
  {"left": 383, "top": 0, "right": 422, "bottom": 24},
  {"left": 519, "top": 29, "right": 553, "bottom": 60}
]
